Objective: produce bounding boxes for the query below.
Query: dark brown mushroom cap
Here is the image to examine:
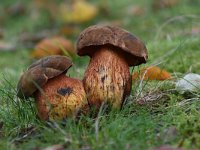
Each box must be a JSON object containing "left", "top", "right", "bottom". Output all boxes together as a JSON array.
[
  {"left": 76, "top": 25, "right": 148, "bottom": 66},
  {"left": 17, "top": 55, "right": 72, "bottom": 99}
]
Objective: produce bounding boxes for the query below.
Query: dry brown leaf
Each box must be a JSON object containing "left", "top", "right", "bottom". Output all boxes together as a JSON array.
[
  {"left": 31, "top": 37, "right": 75, "bottom": 59},
  {"left": 152, "top": 0, "right": 179, "bottom": 11},
  {"left": 132, "top": 66, "right": 172, "bottom": 81},
  {"left": 135, "top": 91, "right": 169, "bottom": 105}
]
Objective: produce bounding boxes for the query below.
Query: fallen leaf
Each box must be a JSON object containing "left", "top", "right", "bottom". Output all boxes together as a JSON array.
[
  {"left": 176, "top": 73, "right": 200, "bottom": 92},
  {"left": 136, "top": 91, "right": 169, "bottom": 105},
  {"left": 152, "top": 0, "right": 179, "bottom": 11},
  {"left": 59, "top": 0, "right": 98, "bottom": 23},
  {"left": 31, "top": 37, "right": 75, "bottom": 59},
  {"left": 132, "top": 66, "right": 172, "bottom": 81}
]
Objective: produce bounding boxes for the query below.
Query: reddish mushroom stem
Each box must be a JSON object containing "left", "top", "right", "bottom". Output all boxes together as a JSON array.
[
  {"left": 83, "top": 47, "right": 132, "bottom": 108},
  {"left": 34, "top": 74, "right": 88, "bottom": 120}
]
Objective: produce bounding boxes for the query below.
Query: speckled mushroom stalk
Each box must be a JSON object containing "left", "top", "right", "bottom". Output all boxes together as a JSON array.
[
  {"left": 34, "top": 74, "right": 87, "bottom": 120},
  {"left": 83, "top": 47, "right": 131, "bottom": 108},
  {"left": 77, "top": 25, "right": 148, "bottom": 109},
  {"left": 17, "top": 56, "right": 88, "bottom": 120}
]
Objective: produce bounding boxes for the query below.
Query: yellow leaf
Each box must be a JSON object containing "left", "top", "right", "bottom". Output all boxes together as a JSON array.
[{"left": 59, "top": 0, "right": 98, "bottom": 23}]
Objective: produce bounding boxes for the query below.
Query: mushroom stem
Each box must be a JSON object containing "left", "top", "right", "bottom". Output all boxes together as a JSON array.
[
  {"left": 83, "top": 47, "right": 132, "bottom": 109},
  {"left": 34, "top": 74, "right": 88, "bottom": 120}
]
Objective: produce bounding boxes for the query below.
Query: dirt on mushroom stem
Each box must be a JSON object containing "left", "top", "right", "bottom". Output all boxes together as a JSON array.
[
  {"left": 83, "top": 46, "right": 132, "bottom": 109},
  {"left": 34, "top": 74, "right": 88, "bottom": 120}
]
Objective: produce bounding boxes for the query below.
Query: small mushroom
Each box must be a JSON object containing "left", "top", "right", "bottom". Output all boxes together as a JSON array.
[
  {"left": 77, "top": 25, "right": 148, "bottom": 109},
  {"left": 17, "top": 55, "right": 88, "bottom": 120}
]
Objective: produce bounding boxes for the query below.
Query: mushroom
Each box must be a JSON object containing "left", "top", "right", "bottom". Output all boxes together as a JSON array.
[
  {"left": 17, "top": 55, "right": 88, "bottom": 120},
  {"left": 77, "top": 25, "right": 148, "bottom": 109}
]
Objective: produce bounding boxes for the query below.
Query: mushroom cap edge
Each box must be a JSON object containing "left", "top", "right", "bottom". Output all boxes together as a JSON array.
[
  {"left": 17, "top": 55, "right": 73, "bottom": 99},
  {"left": 76, "top": 25, "right": 148, "bottom": 66}
]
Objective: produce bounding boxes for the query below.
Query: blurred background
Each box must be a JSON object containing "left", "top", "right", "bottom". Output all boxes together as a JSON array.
[
  {"left": 0, "top": 0, "right": 200, "bottom": 81},
  {"left": 0, "top": 1, "right": 200, "bottom": 149}
]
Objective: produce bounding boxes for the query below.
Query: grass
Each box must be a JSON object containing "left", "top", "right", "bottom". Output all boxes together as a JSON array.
[{"left": 0, "top": 0, "right": 200, "bottom": 149}]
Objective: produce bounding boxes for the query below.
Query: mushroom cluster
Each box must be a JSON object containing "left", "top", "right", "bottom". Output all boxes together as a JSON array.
[{"left": 17, "top": 25, "right": 148, "bottom": 120}]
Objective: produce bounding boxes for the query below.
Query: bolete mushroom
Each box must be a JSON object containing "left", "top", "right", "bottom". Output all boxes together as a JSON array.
[
  {"left": 17, "top": 55, "right": 88, "bottom": 120},
  {"left": 77, "top": 25, "right": 148, "bottom": 109}
]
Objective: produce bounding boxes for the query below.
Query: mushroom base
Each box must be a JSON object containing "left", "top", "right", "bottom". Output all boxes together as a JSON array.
[
  {"left": 34, "top": 74, "right": 88, "bottom": 120},
  {"left": 83, "top": 47, "right": 132, "bottom": 109}
]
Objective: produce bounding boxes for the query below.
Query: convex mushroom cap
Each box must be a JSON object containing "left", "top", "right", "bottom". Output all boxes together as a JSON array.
[
  {"left": 17, "top": 55, "right": 72, "bottom": 98},
  {"left": 77, "top": 25, "right": 148, "bottom": 66}
]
